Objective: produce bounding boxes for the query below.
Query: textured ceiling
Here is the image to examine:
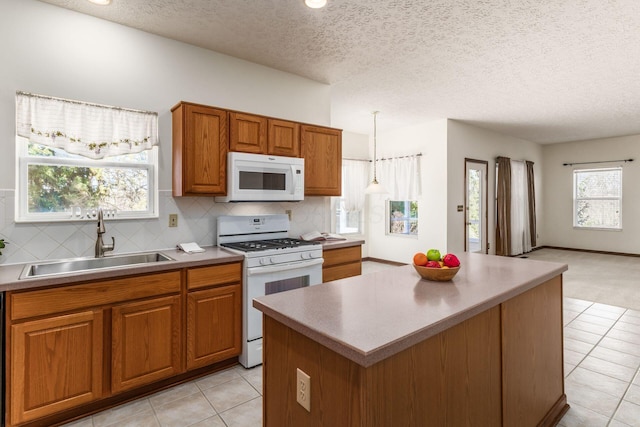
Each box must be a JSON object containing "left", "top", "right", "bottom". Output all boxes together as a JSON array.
[{"left": 37, "top": 0, "right": 640, "bottom": 143}]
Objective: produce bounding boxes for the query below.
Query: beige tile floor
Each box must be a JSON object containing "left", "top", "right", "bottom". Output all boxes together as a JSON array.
[{"left": 60, "top": 256, "right": 640, "bottom": 427}]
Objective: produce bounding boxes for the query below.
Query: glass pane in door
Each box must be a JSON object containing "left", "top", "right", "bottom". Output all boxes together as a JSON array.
[{"left": 467, "top": 168, "right": 482, "bottom": 253}]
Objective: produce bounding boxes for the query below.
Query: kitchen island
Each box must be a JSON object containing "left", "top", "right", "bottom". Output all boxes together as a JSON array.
[{"left": 253, "top": 252, "right": 569, "bottom": 427}]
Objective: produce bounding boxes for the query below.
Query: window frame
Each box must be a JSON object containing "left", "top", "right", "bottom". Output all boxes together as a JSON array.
[
  {"left": 16, "top": 137, "right": 159, "bottom": 223},
  {"left": 572, "top": 167, "right": 622, "bottom": 231},
  {"left": 386, "top": 199, "right": 418, "bottom": 237}
]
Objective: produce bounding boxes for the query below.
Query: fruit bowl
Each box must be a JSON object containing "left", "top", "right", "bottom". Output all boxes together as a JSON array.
[{"left": 413, "top": 264, "right": 460, "bottom": 282}]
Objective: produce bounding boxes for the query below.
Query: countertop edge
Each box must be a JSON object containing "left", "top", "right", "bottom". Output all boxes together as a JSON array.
[
  {"left": 0, "top": 247, "right": 244, "bottom": 292},
  {"left": 254, "top": 261, "right": 568, "bottom": 367}
]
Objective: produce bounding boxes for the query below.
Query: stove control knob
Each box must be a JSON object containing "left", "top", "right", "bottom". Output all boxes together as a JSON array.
[
  {"left": 270, "top": 257, "right": 275, "bottom": 264},
  {"left": 300, "top": 253, "right": 306, "bottom": 260}
]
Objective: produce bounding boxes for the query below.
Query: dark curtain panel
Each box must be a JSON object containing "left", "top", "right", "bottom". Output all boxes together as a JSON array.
[
  {"left": 495, "top": 156, "right": 511, "bottom": 256},
  {"left": 526, "top": 161, "right": 537, "bottom": 247}
]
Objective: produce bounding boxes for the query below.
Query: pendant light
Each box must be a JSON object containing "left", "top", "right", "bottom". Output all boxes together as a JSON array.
[{"left": 365, "top": 111, "right": 388, "bottom": 194}]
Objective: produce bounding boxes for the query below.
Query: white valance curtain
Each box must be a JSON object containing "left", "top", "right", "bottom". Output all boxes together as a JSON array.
[
  {"left": 16, "top": 91, "right": 158, "bottom": 160},
  {"left": 342, "top": 159, "right": 370, "bottom": 212},
  {"left": 377, "top": 155, "right": 422, "bottom": 200}
]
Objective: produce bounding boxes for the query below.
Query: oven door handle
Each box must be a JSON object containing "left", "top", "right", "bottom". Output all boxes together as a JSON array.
[{"left": 246, "top": 258, "right": 324, "bottom": 276}]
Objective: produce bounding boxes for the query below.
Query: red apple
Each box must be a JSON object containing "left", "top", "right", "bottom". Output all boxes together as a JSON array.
[
  {"left": 443, "top": 253, "right": 460, "bottom": 268},
  {"left": 425, "top": 260, "right": 441, "bottom": 268}
]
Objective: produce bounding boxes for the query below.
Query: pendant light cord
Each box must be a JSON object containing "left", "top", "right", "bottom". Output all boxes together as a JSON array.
[{"left": 373, "top": 111, "right": 379, "bottom": 182}]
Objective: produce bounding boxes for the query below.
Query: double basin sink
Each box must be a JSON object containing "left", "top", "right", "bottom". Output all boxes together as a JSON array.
[{"left": 20, "top": 252, "right": 174, "bottom": 279}]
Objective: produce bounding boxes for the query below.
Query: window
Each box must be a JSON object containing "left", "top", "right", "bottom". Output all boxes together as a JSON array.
[
  {"left": 573, "top": 167, "right": 621, "bottom": 230},
  {"left": 17, "top": 139, "right": 158, "bottom": 222},
  {"left": 15, "top": 91, "right": 159, "bottom": 222},
  {"left": 335, "top": 199, "right": 363, "bottom": 234},
  {"left": 334, "top": 159, "right": 368, "bottom": 234},
  {"left": 388, "top": 200, "right": 418, "bottom": 235}
]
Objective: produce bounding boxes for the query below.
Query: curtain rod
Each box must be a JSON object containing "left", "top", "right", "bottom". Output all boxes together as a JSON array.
[
  {"left": 562, "top": 158, "right": 633, "bottom": 166},
  {"left": 16, "top": 91, "right": 158, "bottom": 116},
  {"left": 343, "top": 153, "right": 422, "bottom": 162}
]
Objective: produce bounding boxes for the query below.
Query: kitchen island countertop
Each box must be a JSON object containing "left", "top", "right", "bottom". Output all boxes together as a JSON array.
[{"left": 254, "top": 252, "right": 568, "bottom": 367}]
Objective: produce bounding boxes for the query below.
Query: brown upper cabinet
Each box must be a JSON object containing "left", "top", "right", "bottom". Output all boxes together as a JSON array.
[
  {"left": 229, "top": 112, "right": 267, "bottom": 154},
  {"left": 172, "top": 102, "right": 228, "bottom": 196},
  {"left": 268, "top": 118, "right": 300, "bottom": 157},
  {"left": 172, "top": 101, "right": 341, "bottom": 197},
  {"left": 301, "top": 125, "right": 342, "bottom": 196},
  {"left": 230, "top": 112, "right": 301, "bottom": 157}
]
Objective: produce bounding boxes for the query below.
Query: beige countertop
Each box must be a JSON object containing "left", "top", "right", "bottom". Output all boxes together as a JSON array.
[
  {"left": 253, "top": 252, "right": 568, "bottom": 367},
  {"left": 0, "top": 240, "right": 365, "bottom": 292},
  {"left": 318, "top": 238, "right": 364, "bottom": 250},
  {"left": 0, "top": 247, "right": 244, "bottom": 292}
]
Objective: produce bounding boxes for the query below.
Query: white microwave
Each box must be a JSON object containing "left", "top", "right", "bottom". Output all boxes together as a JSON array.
[{"left": 215, "top": 152, "right": 305, "bottom": 202}]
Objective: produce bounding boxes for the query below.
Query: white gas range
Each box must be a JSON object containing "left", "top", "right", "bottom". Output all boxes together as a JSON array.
[{"left": 217, "top": 214, "right": 323, "bottom": 368}]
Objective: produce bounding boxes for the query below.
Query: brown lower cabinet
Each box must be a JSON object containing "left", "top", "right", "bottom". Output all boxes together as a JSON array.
[
  {"left": 6, "top": 263, "right": 242, "bottom": 427},
  {"left": 322, "top": 245, "right": 362, "bottom": 282},
  {"left": 111, "top": 295, "right": 182, "bottom": 394}
]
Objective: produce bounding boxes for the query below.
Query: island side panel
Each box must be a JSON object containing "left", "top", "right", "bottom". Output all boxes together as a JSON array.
[
  {"left": 501, "top": 275, "right": 568, "bottom": 426},
  {"left": 262, "top": 306, "right": 502, "bottom": 427},
  {"left": 263, "top": 316, "right": 363, "bottom": 427},
  {"left": 362, "top": 305, "right": 502, "bottom": 426}
]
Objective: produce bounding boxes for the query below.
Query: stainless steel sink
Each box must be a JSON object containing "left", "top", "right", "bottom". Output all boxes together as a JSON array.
[{"left": 20, "top": 252, "right": 174, "bottom": 279}]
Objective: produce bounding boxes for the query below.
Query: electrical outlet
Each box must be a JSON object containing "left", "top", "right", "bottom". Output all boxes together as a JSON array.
[
  {"left": 169, "top": 214, "right": 178, "bottom": 227},
  {"left": 296, "top": 368, "right": 311, "bottom": 412},
  {"left": 285, "top": 209, "right": 292, "bottom": 221}
]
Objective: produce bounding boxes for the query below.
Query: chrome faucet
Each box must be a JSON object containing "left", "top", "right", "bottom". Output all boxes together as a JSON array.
[{"left": 95, "top": 208, "right": 115, "bottom": 258}]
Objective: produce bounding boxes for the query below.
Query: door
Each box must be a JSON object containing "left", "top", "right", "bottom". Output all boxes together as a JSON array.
[
  {"left": 187, "top": 284, "right": 242, "bottom": 370},
  {"left": 11, "top": 310, "right": 103, "bottom": 425},
  {"left": 465, "top": 159, "right": 488, "bottom": 253},
  {"left": 111, "top": 295, "right": 182, "bottom": 393}
]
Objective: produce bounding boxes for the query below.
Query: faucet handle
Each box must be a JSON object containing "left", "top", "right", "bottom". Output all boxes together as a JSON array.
[{"left": 104, "top": 236, "right": 115, "bottom": 253}]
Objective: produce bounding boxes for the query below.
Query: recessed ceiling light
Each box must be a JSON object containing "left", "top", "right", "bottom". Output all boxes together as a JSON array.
[
  {"left": 305, "top": 0, "right": 327, "bottom": 9},
  {"left": 88, "top": 0, "right": 112, "bottom": 5}
]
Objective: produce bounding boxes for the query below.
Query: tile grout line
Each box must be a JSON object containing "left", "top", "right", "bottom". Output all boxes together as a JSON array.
[{"left": 566, "top": 304, "right": 639, "bottom": 426}]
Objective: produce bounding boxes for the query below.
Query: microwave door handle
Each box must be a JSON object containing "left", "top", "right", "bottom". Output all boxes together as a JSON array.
[{"left": 291, "top": 165, "right": 297, "bottom": 194}]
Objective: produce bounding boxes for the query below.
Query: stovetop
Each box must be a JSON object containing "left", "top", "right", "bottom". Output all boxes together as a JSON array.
[{"left": 221, "top": 238, "right": 318, "bottom": 253}]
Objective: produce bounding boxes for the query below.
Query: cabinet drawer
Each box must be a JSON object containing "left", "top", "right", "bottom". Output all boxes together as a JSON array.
[
  {"left": 187, "top": 262, "right": 242, "bottom": 290},
  {"left": 323, "top": 246, "right": 361, "bottom": 268},
  {"left": 323, "top": 263, "right": 362, "bottom": 283},
  {"left": 11, "top": 271, "right": 181, "bottom": 321}
]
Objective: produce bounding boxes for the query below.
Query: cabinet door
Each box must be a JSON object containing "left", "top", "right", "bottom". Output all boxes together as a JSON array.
[
  {"left": 229, "top": 112, "right": 267, "bottom": 154},
  {"left": 111, "top": 295, "right": 182, "bottom": 393},
  {"left": 300, "top": 125, "right": 342, "bottom": 196},
  {"left": 187, "top": 284, "right": 242, "bottom": 370},
  {"left": 268, "top": 119, "right": 300, "bottom": 157},
  {"left": 172, "top": 102, "right": 228, "bottom": 196},
  {"left": 11, "top": 310, "right": 103, "bottom": 425}
]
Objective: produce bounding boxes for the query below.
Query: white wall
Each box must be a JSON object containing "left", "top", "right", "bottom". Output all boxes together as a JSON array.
[
  {"left": 0, "top": 0, "right": 332, "bottom": 264},
  {"left": 446, "top": 120, "right": 544, "bottom": 255},
  {"left": 366, "top": 120, "right": 448, "bottom": 264},
  {"left": 543, "top": 134, "right": 640, "bottom": 254}
]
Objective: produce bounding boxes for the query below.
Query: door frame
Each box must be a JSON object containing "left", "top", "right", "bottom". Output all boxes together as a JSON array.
[{"left": 464, "top": 158, "right": 489, "bottom": 253}]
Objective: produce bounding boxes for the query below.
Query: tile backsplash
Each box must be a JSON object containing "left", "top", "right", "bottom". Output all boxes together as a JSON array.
[{"left": 0, "top": 190, "right": 330, "bottom": 265}]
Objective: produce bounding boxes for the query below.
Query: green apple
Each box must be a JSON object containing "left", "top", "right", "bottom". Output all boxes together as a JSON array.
[{"left": 426, "top": 249, "right": 441, "bottom": 261}]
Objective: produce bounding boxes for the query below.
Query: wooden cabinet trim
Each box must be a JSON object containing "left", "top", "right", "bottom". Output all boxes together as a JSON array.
[{"left": 11, "top": 271, "right": 181, "bottom": 321}]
